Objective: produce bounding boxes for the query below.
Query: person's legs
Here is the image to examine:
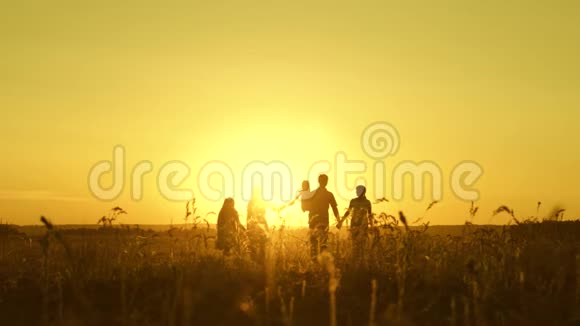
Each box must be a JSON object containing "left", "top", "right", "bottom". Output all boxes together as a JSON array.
[
  {"left": 351, "top": 228, "right": 368, "bottom": 267},
  {"left": 309, "top": 224, "right": 329, "bottom": 260},
  {"left": 318, "top": 225, "right": 329, "bottom": 253},
  {"left": 256, "top": 234, "right": 267, "bottom": 264},
  {"left": 248, "top": 236, "right": 258, "bottom": 261},
  {"left": 351, "top": 229, "right": 359, "bottom": 259},
  {"left": 309, "top": 227, "right": 319, "bottom": 260}
]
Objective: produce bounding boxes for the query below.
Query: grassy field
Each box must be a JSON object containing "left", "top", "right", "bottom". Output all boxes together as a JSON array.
[{"left": 0, "top": 209, "right": 579, "bottom": 326}]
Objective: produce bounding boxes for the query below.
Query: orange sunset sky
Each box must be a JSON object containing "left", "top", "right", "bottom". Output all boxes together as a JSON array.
[{"left": 1, "top": 1, "right": 579, "bottom": 226}]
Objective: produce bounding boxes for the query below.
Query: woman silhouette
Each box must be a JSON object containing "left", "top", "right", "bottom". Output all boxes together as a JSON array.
[{"left": 216, "top": 197, "right": 242, "bottom": 255}]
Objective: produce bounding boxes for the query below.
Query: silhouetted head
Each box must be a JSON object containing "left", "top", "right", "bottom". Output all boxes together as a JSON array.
[
  {"left": 222, "top": 197, "right": 235, "bottom": 210},
  {"left": 301, "top": 180, "right": 310, "bottom": 191},
  {"left": 318, "top": 174, "right": 329, "bottom": 188},
  {"left": 356, "top": 185, "right": 366, "bottom": 198}
]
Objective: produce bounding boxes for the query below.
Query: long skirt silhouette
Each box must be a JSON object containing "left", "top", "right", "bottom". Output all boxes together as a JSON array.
[{"left": 216, "top": 198, "right": 242, "bottom": 255}]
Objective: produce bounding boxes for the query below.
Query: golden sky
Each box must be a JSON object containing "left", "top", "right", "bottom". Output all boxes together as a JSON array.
[{"left": 1, "top": 0, "right": 579, "bottom": 226}]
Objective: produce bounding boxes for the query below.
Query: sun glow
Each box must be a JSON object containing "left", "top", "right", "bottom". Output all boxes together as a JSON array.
[{"left": 232, "top": 196, "right": 309, "bottom": 228}]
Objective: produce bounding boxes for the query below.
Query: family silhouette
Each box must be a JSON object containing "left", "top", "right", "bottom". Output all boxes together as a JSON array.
[{"left": 216, "top": 174, "right": 372, "bottom": 262}]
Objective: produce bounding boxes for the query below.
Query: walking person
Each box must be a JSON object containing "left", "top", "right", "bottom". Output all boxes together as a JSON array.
[
  {"left": 216, "top": 198, "right": 243, "bottom": 255},
  {"left": 337, "top": 185, "right": 372, "bottom": 262},
  {"left": 308, "top": 174, "right": 340, "bottom": 260}
]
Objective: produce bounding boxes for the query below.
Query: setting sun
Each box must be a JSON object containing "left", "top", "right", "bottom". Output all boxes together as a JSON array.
[{"left": 1, "top": 1, "right": 579, "bottom": 324}]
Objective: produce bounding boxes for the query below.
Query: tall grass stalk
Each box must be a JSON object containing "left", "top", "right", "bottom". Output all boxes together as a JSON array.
[{"left": 369, "top": 279, "right": 377, "bottom": 326}]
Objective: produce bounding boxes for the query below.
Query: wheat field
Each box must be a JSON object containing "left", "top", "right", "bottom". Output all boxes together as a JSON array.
[{"left": 0, "top": 204, "right": 578, "bottom": 326}]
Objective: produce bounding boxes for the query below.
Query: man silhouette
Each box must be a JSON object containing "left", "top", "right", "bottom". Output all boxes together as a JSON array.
[{"left": 307, "top": 174, "right": 340, "bottom": 259}]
